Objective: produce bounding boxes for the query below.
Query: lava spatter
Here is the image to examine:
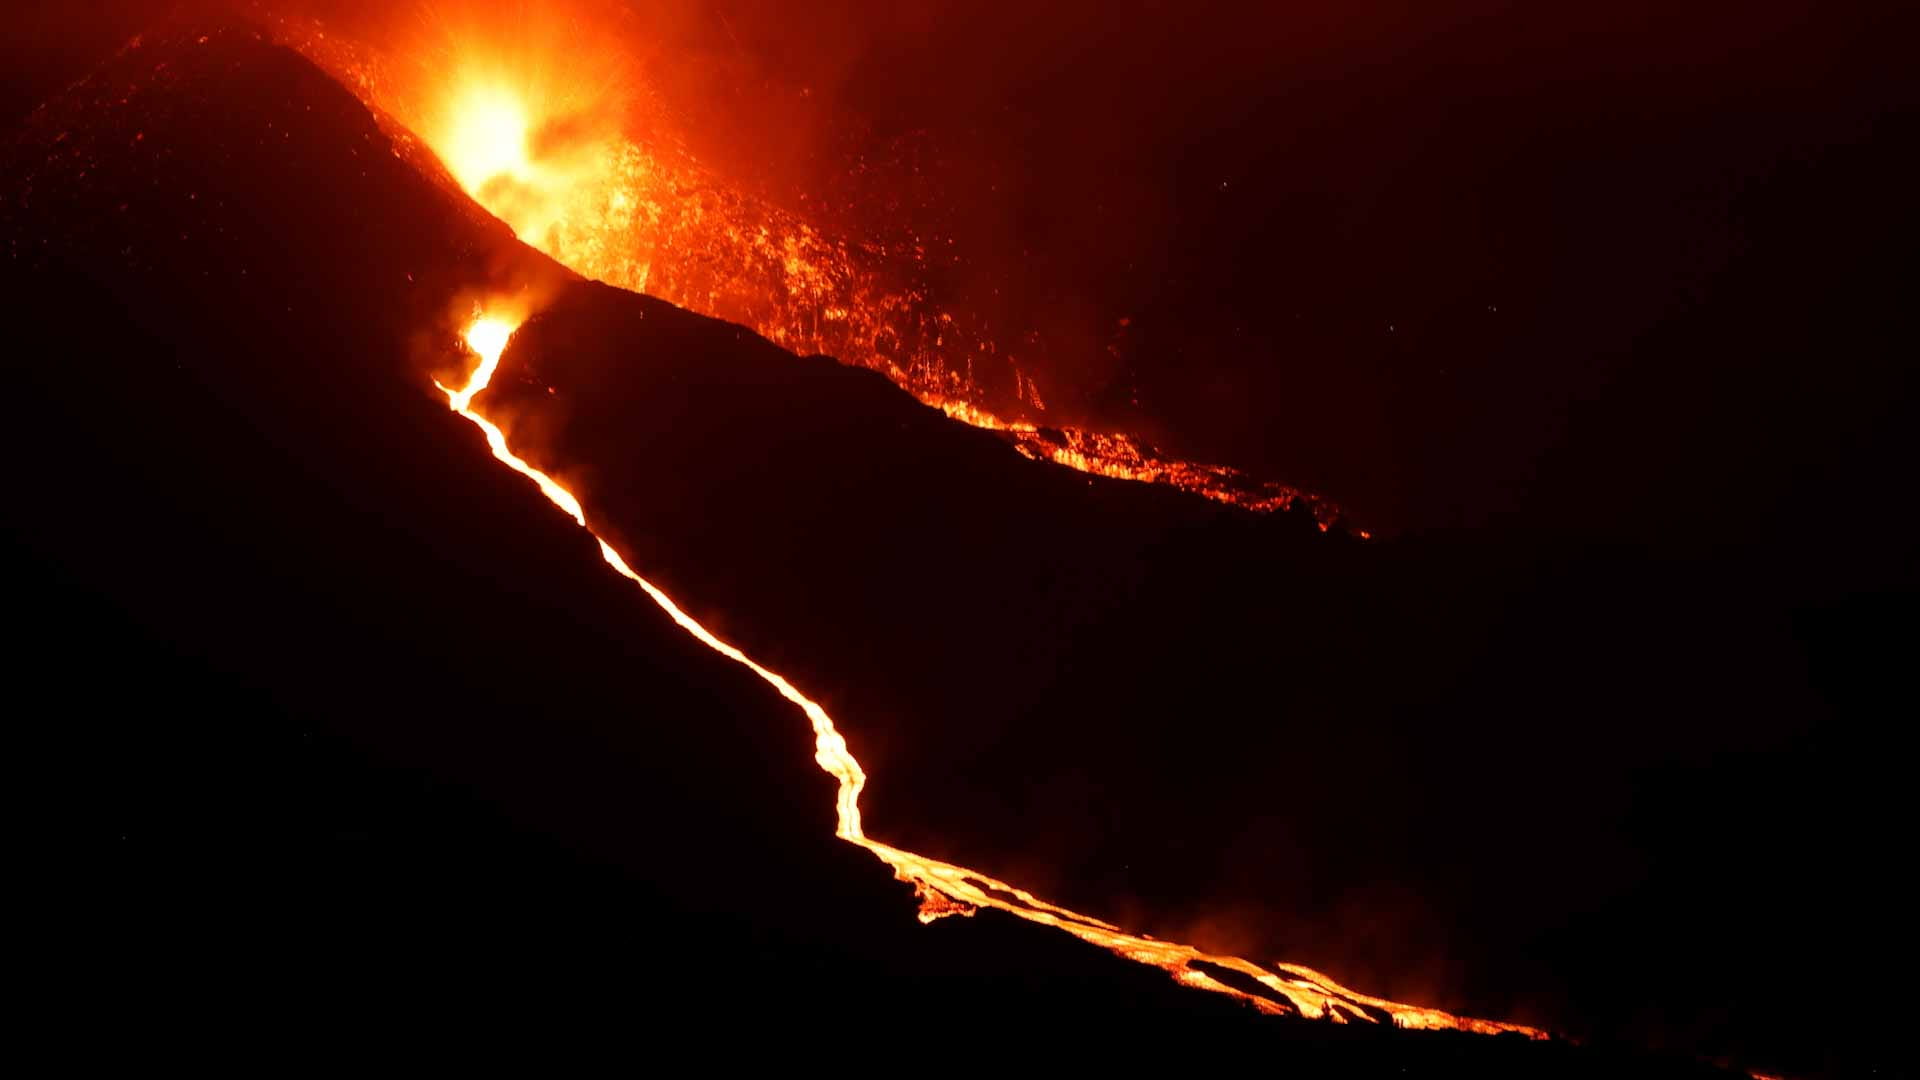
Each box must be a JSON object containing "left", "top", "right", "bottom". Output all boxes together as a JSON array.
[{"left": 273, "top": 15, "right": 1346, "bottom": 528}]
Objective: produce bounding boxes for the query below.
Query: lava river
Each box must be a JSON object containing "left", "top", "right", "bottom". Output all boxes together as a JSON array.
[{"left": 439, "top": 310, "right": 1545, "bottom": 1038}]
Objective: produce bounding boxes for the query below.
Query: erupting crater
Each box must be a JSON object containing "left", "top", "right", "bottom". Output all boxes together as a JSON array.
[{"left": 277, "top": 13, "right": 1350, "bottom": 528}]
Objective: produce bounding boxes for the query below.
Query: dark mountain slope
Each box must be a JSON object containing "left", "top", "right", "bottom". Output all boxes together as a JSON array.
[{"left": 2, "top": 17, "right": 1899, "bottom": 1075}]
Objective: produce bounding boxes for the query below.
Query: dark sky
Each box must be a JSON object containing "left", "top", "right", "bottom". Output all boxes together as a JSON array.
[{"left": 595, "top": 1, "right": 1919, "bottom": 547}]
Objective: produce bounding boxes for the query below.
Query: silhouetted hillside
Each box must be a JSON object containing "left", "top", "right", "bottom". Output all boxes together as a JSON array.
[{"left": 4, "top": 17, "right": 1903, "bottom": 1075}]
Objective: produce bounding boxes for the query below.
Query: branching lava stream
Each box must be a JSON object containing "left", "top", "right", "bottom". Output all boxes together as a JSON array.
[{"left": 440, "top": 312, "right": 1544, "bottom": 1038}]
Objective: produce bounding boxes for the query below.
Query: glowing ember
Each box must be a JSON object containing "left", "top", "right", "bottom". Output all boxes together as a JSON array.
[{"left": 439, "top": 311, "right": 1541, "bottom": 1036}]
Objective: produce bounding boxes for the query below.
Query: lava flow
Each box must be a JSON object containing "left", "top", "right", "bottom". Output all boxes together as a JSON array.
[{"left": 440, "top": 311, "right": 1541, "bottom": 1037}]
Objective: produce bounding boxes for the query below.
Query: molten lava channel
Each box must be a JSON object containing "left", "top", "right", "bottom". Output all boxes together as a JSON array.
[{"left": 439, "top": 313, "right": 1544, "bottom": 1038}]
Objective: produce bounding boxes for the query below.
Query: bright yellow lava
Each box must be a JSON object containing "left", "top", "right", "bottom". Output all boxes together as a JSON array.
[
  {"left": 440, "top": 86, "right": 532, "bottom": 192},
  {"left": 437, "top": 311, "right": 1547, "bottom": 1038}
]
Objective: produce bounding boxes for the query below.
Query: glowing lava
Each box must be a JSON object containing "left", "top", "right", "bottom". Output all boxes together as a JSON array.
[
  {"left": 440, "top": 86, "right": 532, "bottom": 193},
  {"left": 438, "top": 310, "right": 1542, "bottom": 1037},
  {"left": 272, "top": 16, "right": 1345, "bottom": 527}
]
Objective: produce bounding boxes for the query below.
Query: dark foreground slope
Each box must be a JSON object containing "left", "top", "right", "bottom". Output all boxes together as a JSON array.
[{"left": 1, "top": 18, "right": 1899, "bottom": 1075}]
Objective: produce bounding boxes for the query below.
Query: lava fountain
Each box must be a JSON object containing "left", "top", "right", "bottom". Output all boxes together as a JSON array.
[{"left": 273, "top": 11, "right": 1346, "bottom": 526}]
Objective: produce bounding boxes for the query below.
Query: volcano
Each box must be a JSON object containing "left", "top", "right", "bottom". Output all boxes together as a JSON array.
[{"left": 7, "top": 13, "right": 1909, "bottom": 1076}]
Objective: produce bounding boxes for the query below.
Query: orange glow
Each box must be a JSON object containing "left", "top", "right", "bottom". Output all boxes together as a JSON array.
[
  {"left": 439, "top": 311, "right": 1541, "bottom": 1037},
  {"left": 427, "top": 68, "right": 624, "bottom": 248},
  {"left": 448, "top": 315, "right": 513, "bottom": 410},
  {"left": 440, "top": 85, "right": 531, "bottom": 193},
  {"left": 273, "top": 14, "right": 1346, "bottom": 528}
]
